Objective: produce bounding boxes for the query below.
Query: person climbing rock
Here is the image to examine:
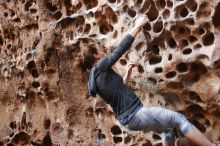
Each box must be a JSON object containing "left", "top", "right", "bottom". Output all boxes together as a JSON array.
[{"left": 75, "top": 15, "right": 220, "bottom": 146}]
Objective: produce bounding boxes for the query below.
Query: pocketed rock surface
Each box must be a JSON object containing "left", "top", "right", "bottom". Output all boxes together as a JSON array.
[{"left": 0, "top": 0, "right": 220, "bottom": 145}]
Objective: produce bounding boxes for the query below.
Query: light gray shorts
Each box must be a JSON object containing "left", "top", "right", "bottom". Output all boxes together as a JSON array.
[{"left": 125, "top": 106, "right": 195, "bottom": 141}]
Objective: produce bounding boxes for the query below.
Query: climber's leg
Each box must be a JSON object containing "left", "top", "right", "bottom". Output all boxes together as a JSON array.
[
  {"left": 125, "top": 106, "right": 216, "bottom": 146},
  {"left": 184, "top": 127, "right": 215, "bottom": 146}
]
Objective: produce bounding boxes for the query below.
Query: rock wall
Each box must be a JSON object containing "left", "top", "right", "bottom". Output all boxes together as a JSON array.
[{"left": 0, "top": 0, "right": 220, "bottom": 145}]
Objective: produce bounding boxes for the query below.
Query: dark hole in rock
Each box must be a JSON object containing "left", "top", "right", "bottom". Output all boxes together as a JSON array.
[
  {"left": 186, "top": 18, "right": 195, "bottom": 25},
  {"left": 179, "top": 72, "right": 201, "bottom": 85},
  {"left": 191, "top": 62, "right": 208, "bottom": 74},
  {"left": 10, "top": 121, "right": 16, "bottom": 129},
  {"left": 135, "top": 42, "right": 143, "bottom": 51},
  {"left": 178, "top": 27, "right": 185, "bottom": 34},
  {"left": 199, "top": 28, "right": 205, "bottom": 35},
  {"left": 140, "top": 0, "right": 150, "bottom": 13},
  {"left": 113, "top": 136, "right": 122, "bottom": 143},
  {"left": 168, "top": 37, "right": 176, "bottom": 48},
  {"left": 143, "top": 23, "right": 151, "bottom": 31},
  {"left": 146, "top": 1, "right": 159, "bottom": 21},
  {"left": 76, "top": 2, "right": 82, "bottom": 10},
  {"left": 24, "top": 1, "right": 32, "bottom": 11},
  {"left": 54, "top": 11, "right": 62, "bottom": 20},
  {"left": 214, "top": 59, "right": 220, "bottom": 75},
  {"left": 100, "top": 24, "right": 110, "bottom": 35},
  {"left": 30, "top": 8, "right": 37, "bottom": 13},
  {"left": 166, "top": 71, "right": 176, "bottom": 78},
  {"left": 137, "top": 0, "right": 143, "bottom": 5},
  {"left": 9, "top": 132, "right": 14, "bottom": 137},
  {"left": 44, "top": 47, "right": 58, "bottom": 65},
  {"left": 88, "top": 11, "right": 94, "bottom": 17},
  {"left": 85, "top": 107, "right": 94, "bottom": 117},
  {"left": 194, "top": 44, "right": 202, "bottom": 49},
  {"left": 167, "top": 0, "right": 173, "bottom": 7},
  {"left": 111, "top": 125, "right": 122, "bottom": 135},
  {"left": 142, "top": 141, "right": 153, "bottom": 146},
  {"left": 112, "top": 13, "right": 118, "bottom": 24},
  {"left": 122, "top": 5, "right": 129, "bottom": 12},
  {"left": 154, "top": 143, "right": 163, "bottom": 146},
  {"left": 26, "top": 53, "right": 32, "bottom": 60},
  {"left": 32, "top": 81, "right": 40, "bottom": 88},
  {"left": 143, "top": 31, "right": 151, "bottom": 42},
  {"left": 155, "top": 67, "right": 163, "bottom": 73},
  {"left": 189, "top": 119, "right": 206, "bottom": 132},
  {"left": 186, "top": 0, "right": 198, "bottom": 12},
  {"left": 138, "top": 64, "right": 145, "bottom": 73},
  {"left": 189, "top": 35, "right": 198, "bottom": 43},
  {"left": 42, "top": 134, "right": 52, "bottom": 146},
  {"left": 76, "top": 16, "right": 85, "bottom": 26},
  {"left": 186, "top": 104, "right": 205, "bottom": 114},
  {"left": 7, "top": 44, "right": 11, "bottom": 49},
  {"left": 152, "top": 45, "right": 160, "bottom": 54},
  {"left": 188, "top": 91, "right": 203, "bottom": 102},
  {"left": 192, "top": 73, "right": 201, "bottom": 82},
  {"left": 27, "top": 61, "right": 39, "bottom": 78},
  {"left": 4, "top": 12, "right": 8, "bottom": 17},
  {"left": 127, "top": 9, "right": 136, "bottom": 18},
  {"left": 153, "top": 21, "right": 163, "bottom": 33},
  {"left": 84, "top": 24, "right": 91, "bottom": 34},
  {"left": 64, "top": 0, "right": 72, "bottom": 10},
  {"left": 176, "top": 62, "right": 188, "bottom": 73},
  {"left": 152, "top": 133, "right": 161, "bottom": 140},
  {"left": 12, "top": 132, "right": 31, "bottom": 145},
  {"left": 45, "top": 1, "right": 57, "bottom": 12},
  {"left": 212, "top": 2, "right": 220, "bottom": 29},
  {"left": 180, "top": 39, "right": 189, "bottom": 48},
  {"left": 182, "top": 48, "right": 192, "bottom": 55},
  {"left": 203, "top": 22, "right": 211, "bottom": 30},
  {"left": 210, "top": 109, "right": 220, "bottom": 118},
  {"left": 202, "top": 31, "right": 215, "bottom": 46},
  {"left": 44, "top": 119, "right": 51, "bottom": 130},
  {"left": 82, "top": 0, "right": 98, "bottom": 10},
  {"left": 119, "top": 59, "right": 127, "bottom": 65},
  {"left": 21, "top": 112, "right": 27, "bottom": 129},
  {"left": 108, "top": 0, "right": 116, "bottom": 3},
  {"left": 67, "top": 129, "right": 73, "bottom": 139},
  {"left": 159, "top": 79, "right": 164, "bottom": 82},
  {"left": 168, "top": 53, "right": 172, "bottom": 61},
  {"left": 205, "top": 119, "right": 211, "bottom": 126},
  {"left": 149, "top": 55, "right": 162, "bottom": 65},
  {"left": 14, "top": 18, "right": 21, "bottom": 23},
  {"left": 98, "top": 129, "right": 106, "bottom": 140},
  {"left": 113, "top": 30, "right": 118, "bottom": 38},
  {"left": 180, "top": 6, "right": 189, "bottom": 18},
  {"left": 156, "top": 0, "right": 166, "bottom": 10},
  {"left": 148, "top": 77, "right": 157, "bottom": 85},
  {"left": 124, "top": 136, "right": 132, "bottom": 144}
]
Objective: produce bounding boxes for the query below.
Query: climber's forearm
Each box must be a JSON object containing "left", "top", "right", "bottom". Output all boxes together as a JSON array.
[
  {"left": 129, "top": 26, "right": 142, "bottom": 38},
  {"left": 123, "top": 72, "right": 132, "bottom": 84}
]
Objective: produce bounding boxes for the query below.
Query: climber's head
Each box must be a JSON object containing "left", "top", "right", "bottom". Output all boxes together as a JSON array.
[{"left": 75, "top": 44, "right": 106, "bottom": 71}]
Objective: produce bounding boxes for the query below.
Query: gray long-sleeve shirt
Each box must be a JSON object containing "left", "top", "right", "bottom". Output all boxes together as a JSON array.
[{"left": 88, "top": 34, "right": 143, "bottom": 125}]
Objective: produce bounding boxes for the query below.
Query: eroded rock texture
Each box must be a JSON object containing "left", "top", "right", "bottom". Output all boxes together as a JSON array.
[{"left": 0, "top": 0, "right": 220, "bottom": 145}]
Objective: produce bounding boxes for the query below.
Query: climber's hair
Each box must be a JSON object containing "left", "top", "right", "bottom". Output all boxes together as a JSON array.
[{"left": 75, "top": 44, "right": 98, "bottom": 72}]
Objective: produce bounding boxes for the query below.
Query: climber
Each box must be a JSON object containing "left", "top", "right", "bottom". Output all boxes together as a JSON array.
[{"left": 75, "top": 15, "right": 220, "bottom": 146}]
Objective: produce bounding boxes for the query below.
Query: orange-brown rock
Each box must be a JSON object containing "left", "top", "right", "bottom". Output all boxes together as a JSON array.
[{"left": 0, "top": 0, "right": 220, "bottom": 145}]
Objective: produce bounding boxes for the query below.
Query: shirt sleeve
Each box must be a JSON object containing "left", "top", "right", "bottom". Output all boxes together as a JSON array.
[{"left": 95, "top": 34, "right": 135, "bottom": 71}]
